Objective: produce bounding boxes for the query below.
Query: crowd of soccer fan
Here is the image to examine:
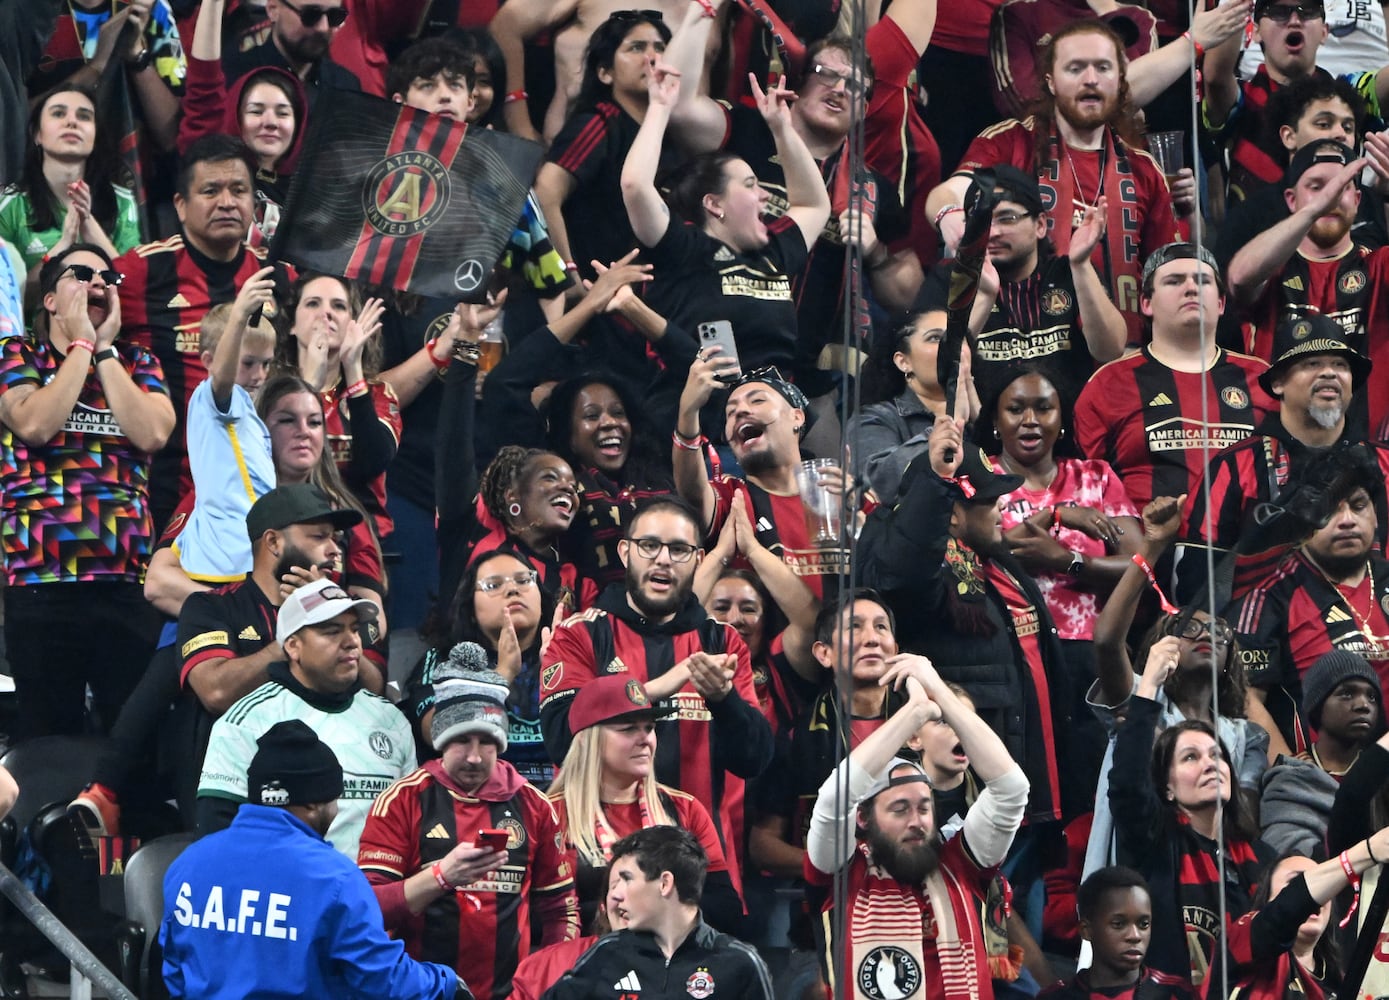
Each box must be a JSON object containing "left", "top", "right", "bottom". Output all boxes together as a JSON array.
[{"left": 8, "top": 0, "right": 1389, "bottom": 997}]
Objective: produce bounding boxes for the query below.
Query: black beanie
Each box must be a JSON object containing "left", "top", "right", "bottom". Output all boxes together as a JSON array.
[
  {"left": 247, "top": 720, "right": 344, "bottom": 806},
  {"left": 1301, "top": 650, "right": 1381, "bottom": 727}
]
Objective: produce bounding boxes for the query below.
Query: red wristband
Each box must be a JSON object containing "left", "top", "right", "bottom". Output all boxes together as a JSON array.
[
  {"left": 1131, "top": 553, "right": 1181, "bottom": 615},
  {"left": 693, "top": 0, "right": 717, "bottom": 17},
  {"left": 673, "top": 429, "right": 706, "bottom": 452},
  {"left": 1339, "top": 850, "right": 1361, "bottom": 927},
  {"left": 503, "top": 89, "right": 528, "bottom": 105},
  {"left": 1182, "top": 30, "right": 1204, "bottom": 62},
  {"left": 424, "top": 338, "right": 450, "bottom": 371},
  {"left": 69, "top": 339, "right": 96, "bottom": 357},
  {"left": 345, "top": 379, "right": 369, "bottom": 398},
  {"left": 432, "top": 861, "right": 454, "bottom": 892}
]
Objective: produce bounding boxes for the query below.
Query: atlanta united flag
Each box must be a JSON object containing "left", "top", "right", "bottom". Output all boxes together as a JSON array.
[{"left": 272, "top": 91, "right": 544, "bottom": 300}]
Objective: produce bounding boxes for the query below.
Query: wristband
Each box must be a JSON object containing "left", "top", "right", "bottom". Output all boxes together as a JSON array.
[
  {"left": 1339, "top": 850, "right": 1361, "bottom": 927},
  {"left": 424, "top": 337, "right": 451, "bottom": 371},
  {"left": 673, "top": 429, "right": 706, "bottom": 451},
  {"left": 1131, "top": 553, "right": 1181, "bottom": 615},
  {"left": 932, "top": 204, "right": 962, "bottom": 230},
  {"left": 1369, "top": 838, "right": 1382, "bottom": 866},
  {"left": 452, "top": 341, "right": 481, "bottom": 365},
  {"left": 503, "top": 89, "right": 528, "bottom": 105},
  {"left": 1051, "top": 506, "right": 1063, "bottom": 532},
  {"left": 345, "top": 378, "right": 369, "bottom": 398},
  {"left": 693, "top": 0, "right": 717, "bottom": 17},
  {"left": 69, "top": 339, "right": 96, "bottom": 357},
  {"left": 563, "top": 261, "right": 579, "bottom": 274},
  {"left": 431, "top": 861, "right": 454, "bottom": 892},
  {"left": 1182, "top": 30, "right": 1204, "bottom": 63},
  {"left": 93, "top": 347, "right": 120, "bottom": 365}
]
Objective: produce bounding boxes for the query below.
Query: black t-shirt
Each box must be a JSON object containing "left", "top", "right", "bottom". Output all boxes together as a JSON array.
[
  {"left": 548, "top": 101, "right": 678, "bottom": 280},
  {"left": 723, "top": 104, "right": 909, "bottom": 393},
  {"left": 921, "top": 254, "right": 1097, "bottom": 405},
  {"left": 643, "top": 217, "right": 809, "bottom": 374},
  {"left": 379, "top": 296, "right": 458, "bottom": 510}
]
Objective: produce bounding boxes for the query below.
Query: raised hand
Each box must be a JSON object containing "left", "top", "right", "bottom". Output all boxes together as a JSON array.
[
  {"left": 231, "top": 266, "right": 278, "bottom": 329},
  {"left": 340, "top": 296, "right": 385, "bottom": 380},
  {"left": 1069, "top": 196, "right": 1109, "bottom": 264},
  {"left": 584, "top": 249, "right": 652, "bottom": 313},
  {"left": 647, "top": 61, "right": 682, "bottom": 108},
  {"left": 1142, "top": 494, "right": 1187, "bottom": 545},
  {"left": 679, "top": 344, "right": 739, "bottom": 415},
  {"left": 749, "top": 72, "right": 796, "bottom": 130}
]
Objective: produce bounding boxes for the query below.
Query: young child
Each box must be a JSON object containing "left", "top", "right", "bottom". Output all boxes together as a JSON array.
[
  {"left": 173, "top": 265, "right": 278, "bottom": 581},
  {"left": 1043, "top": 866, "right": 1193, "bottom": 1000},
  {"left": 908, "top": 681, "right": 977, "bottom": 840}
]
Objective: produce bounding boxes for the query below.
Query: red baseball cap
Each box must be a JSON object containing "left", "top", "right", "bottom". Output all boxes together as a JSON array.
[{"left": 568, "top": 675, "right": 678, "bottom": 733}]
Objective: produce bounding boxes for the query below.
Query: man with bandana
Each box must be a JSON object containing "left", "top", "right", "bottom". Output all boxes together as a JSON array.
[{"left": 803, "top": 650, "right": 1028, "bottom": 1000}]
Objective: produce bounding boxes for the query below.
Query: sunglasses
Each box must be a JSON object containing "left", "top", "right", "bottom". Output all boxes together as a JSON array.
[
  {"left": 611, "top": 9, "right": 664, "bottom": 23},
  {"left": 62, "top": 264, "right": 123, "bottom": 286},
  {"left": 279, "top": 0, "right": 349, "bottom": 28},
  {"left": 809, "top": 63, "right": 867, "bottom": 98},
  {"left": 1258, "top": 3, "right": 1325, "bottom": 21}
]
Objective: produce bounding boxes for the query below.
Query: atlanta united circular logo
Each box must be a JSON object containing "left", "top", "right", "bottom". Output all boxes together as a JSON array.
[
  {"left": 369, "top": 731, "right": 394, "bottom": 759},
  {"left": 1221, "top": 386, "right": 1249, "bottom": 409},
  {"left": 363, "top": 152, "right": 451, "bottom": 237},
  {"left": 857, "top": 947, "right": 922, "bottom": 999},
  {"left": 1339, "top": 269, "right": 1366, "bottom": 294},
  {"left": 1041, "top": 288, "right": 1072, "bottom": 316}
]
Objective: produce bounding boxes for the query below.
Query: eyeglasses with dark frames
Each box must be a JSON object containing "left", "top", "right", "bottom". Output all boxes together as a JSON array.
[
  {"left": 628, "top": 537, "right": 699, "bottom": 562},
  {"left": 1176, "top": 616, "right": 1233, "bottom": 643},
  {"left": 1258, "top": 3, "right": 1325, "bottom": 22}
]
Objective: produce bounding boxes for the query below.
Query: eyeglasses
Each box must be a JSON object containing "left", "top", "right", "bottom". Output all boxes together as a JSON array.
[
  {"left": 628, "top": 537, "right": 699, "bottom": 562},
  {"left": 61, "top": 264, "right": 123, "bottom": 286},
  {"left": 991, "top": 212, "right": 1035, "bottom": 227},
  {"left": 1176, "top": 616, "right": 1234, "bottom": 642},
  {"left": 1259, "top": 3, "right": 1325, "bottom": 22},
  {"left": 611, "top": 9, "right": 664, "bottom": 23},
  {"left": 278, "top": 0, "right": 349, "bottom": 28},
  {"left": 809, "top": 63, "right": 866, "bottom": 98},
  {"left": 475, "top": 570, "right": 539, "bottom": 592}
]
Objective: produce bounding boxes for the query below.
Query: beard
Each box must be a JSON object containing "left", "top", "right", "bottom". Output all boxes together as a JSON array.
[
  {"left": 274, "top": 541, "right": 323, "bottom": 582},
  {"left": 1311, "top": 546, "right": 1371, "bottom": 579},
  {"left": 1307, "top": 214, "right": 1353, "bottom": 249},
  {"left": 1058, "top": 89, "right": 1118, "bottom": 130},
  {"left": 280, "top": 29, "right": 331, "bottom": 65},
  {"left": 864, "top": 816, "right": 941, "bottom": 884},
  {"left": 625, "top": 561, "right": 692, "bottom": 620},
  {"left": 1308, "top": 399, "right": 1345, "bottom": 429}
]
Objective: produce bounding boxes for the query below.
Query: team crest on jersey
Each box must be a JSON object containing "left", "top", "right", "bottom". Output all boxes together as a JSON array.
[
  {"left": 1040, "top": 288, "right": 1072, "bottom": 316},
  {"left": 498, "top": 816, "right": 526, "bottom": 850},
  {"left": 1220, "top": 386, "right": 1249, "bottom": 409},
  {"left": 369, "top": 731, "right": 394, "bottom": 759},
  {"left": 1340, "top": 270, "right": 1367, "bottom": 294},
  {"left": 857, "top": 947, "right": 921, "bottom": 999},
  {"left": 364, "top": 151, "right": 451, "bottom": 237},
  {"left": 686, "top": 969, "right": 716, "bottom": 998}
]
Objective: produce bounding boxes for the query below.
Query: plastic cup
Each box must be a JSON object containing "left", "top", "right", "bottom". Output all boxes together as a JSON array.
[
  {"left": 1148, "top": 130, "right": 1185, "bottom": 183},
  {"left": 794, "top": 458, "right": 843, "bottom": 547}
]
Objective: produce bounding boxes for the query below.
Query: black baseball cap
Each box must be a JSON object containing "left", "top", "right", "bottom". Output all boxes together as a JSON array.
[
  {"left": 1284, "top": 138, "right": 1355, "bottom": 187},
  {"left": 946, "top": 446, "right": 1023, "bottom": 504},
  {"left": 245, "top": 483, "right": 363, "bottom": 542},
  {"left": 987, "top": 165, "right": 1044, "bottom": 217}
]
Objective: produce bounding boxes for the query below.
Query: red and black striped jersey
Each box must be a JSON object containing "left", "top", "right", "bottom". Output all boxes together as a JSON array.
[
  {"left": 115, "top": 236, "right": 295, "bottom": 518},
  {"left": 358, "top": 759, "right": 578, "bottom": 1000},
  {"left": 538, "top": 588, "right": 774, "bottom": 888},
  {"left": 1075, "top": 347, "right": 1275, "bottom": 510}
]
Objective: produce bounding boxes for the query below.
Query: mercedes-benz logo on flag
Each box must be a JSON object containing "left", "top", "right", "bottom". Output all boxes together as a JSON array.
[{"left": 455, "top": 259, "right": 485, "bottom": 292}]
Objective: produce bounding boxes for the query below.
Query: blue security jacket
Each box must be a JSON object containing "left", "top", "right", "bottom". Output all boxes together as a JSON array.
[{"left": 161, "top": 804, "right": 460, "bottom": 1000}]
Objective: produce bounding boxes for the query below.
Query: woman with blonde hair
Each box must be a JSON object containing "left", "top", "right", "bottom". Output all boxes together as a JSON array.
[{"left": 548, "top": 674, "right": 742, "bottom": 931}]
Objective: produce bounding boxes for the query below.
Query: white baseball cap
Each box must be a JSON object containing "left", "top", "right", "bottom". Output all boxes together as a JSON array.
[{"left": 276, "top": 578, "right": 378, "bottom": 644}]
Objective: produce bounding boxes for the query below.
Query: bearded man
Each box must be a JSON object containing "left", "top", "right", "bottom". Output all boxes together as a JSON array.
[
  {"left": 926, "top": 19, "right": 1179, "bottom": 343},
  {"left": 803, "top": 652, "right": 1028, "bottom": 1000},
  {"left": 1229, "top": 139, "right": 1389, "bottom": 363}
]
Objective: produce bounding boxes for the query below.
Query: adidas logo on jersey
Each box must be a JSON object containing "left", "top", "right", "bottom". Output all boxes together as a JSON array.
[
  {"left": 238, "top": 626, "right": 260, "bottom": 640},
  {"left": 1326, "top": 606, "right": 1353, "bottom": 625},
  {"left": 425, "top": 823, "right": 450, "bottom": 839},
  {"left": 167, "top": 292, "right": 192, "bottom": 308},
  {"left": 613, "top": 971, "right": 642, "bottom": 991},
  {"left": 1146, "top": 392, "right": 1173, "bottom": 407},
  {"left": 756, "top": 516, "right": 774, "bottom": 533},
  {"left": 1283, "top": 276, "right": 1305, "bottom": 291}
]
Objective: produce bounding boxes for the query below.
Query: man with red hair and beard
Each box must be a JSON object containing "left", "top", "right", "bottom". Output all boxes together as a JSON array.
[
  {"left": 927, "top": 19, "right": 1179, "bottom": 344},
  {"left": 804, "top": 651, "right": 1028, "bottom": 1000},
  {"left": 1229, "top": 139, "right": 1389, "bottom": 364}
]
